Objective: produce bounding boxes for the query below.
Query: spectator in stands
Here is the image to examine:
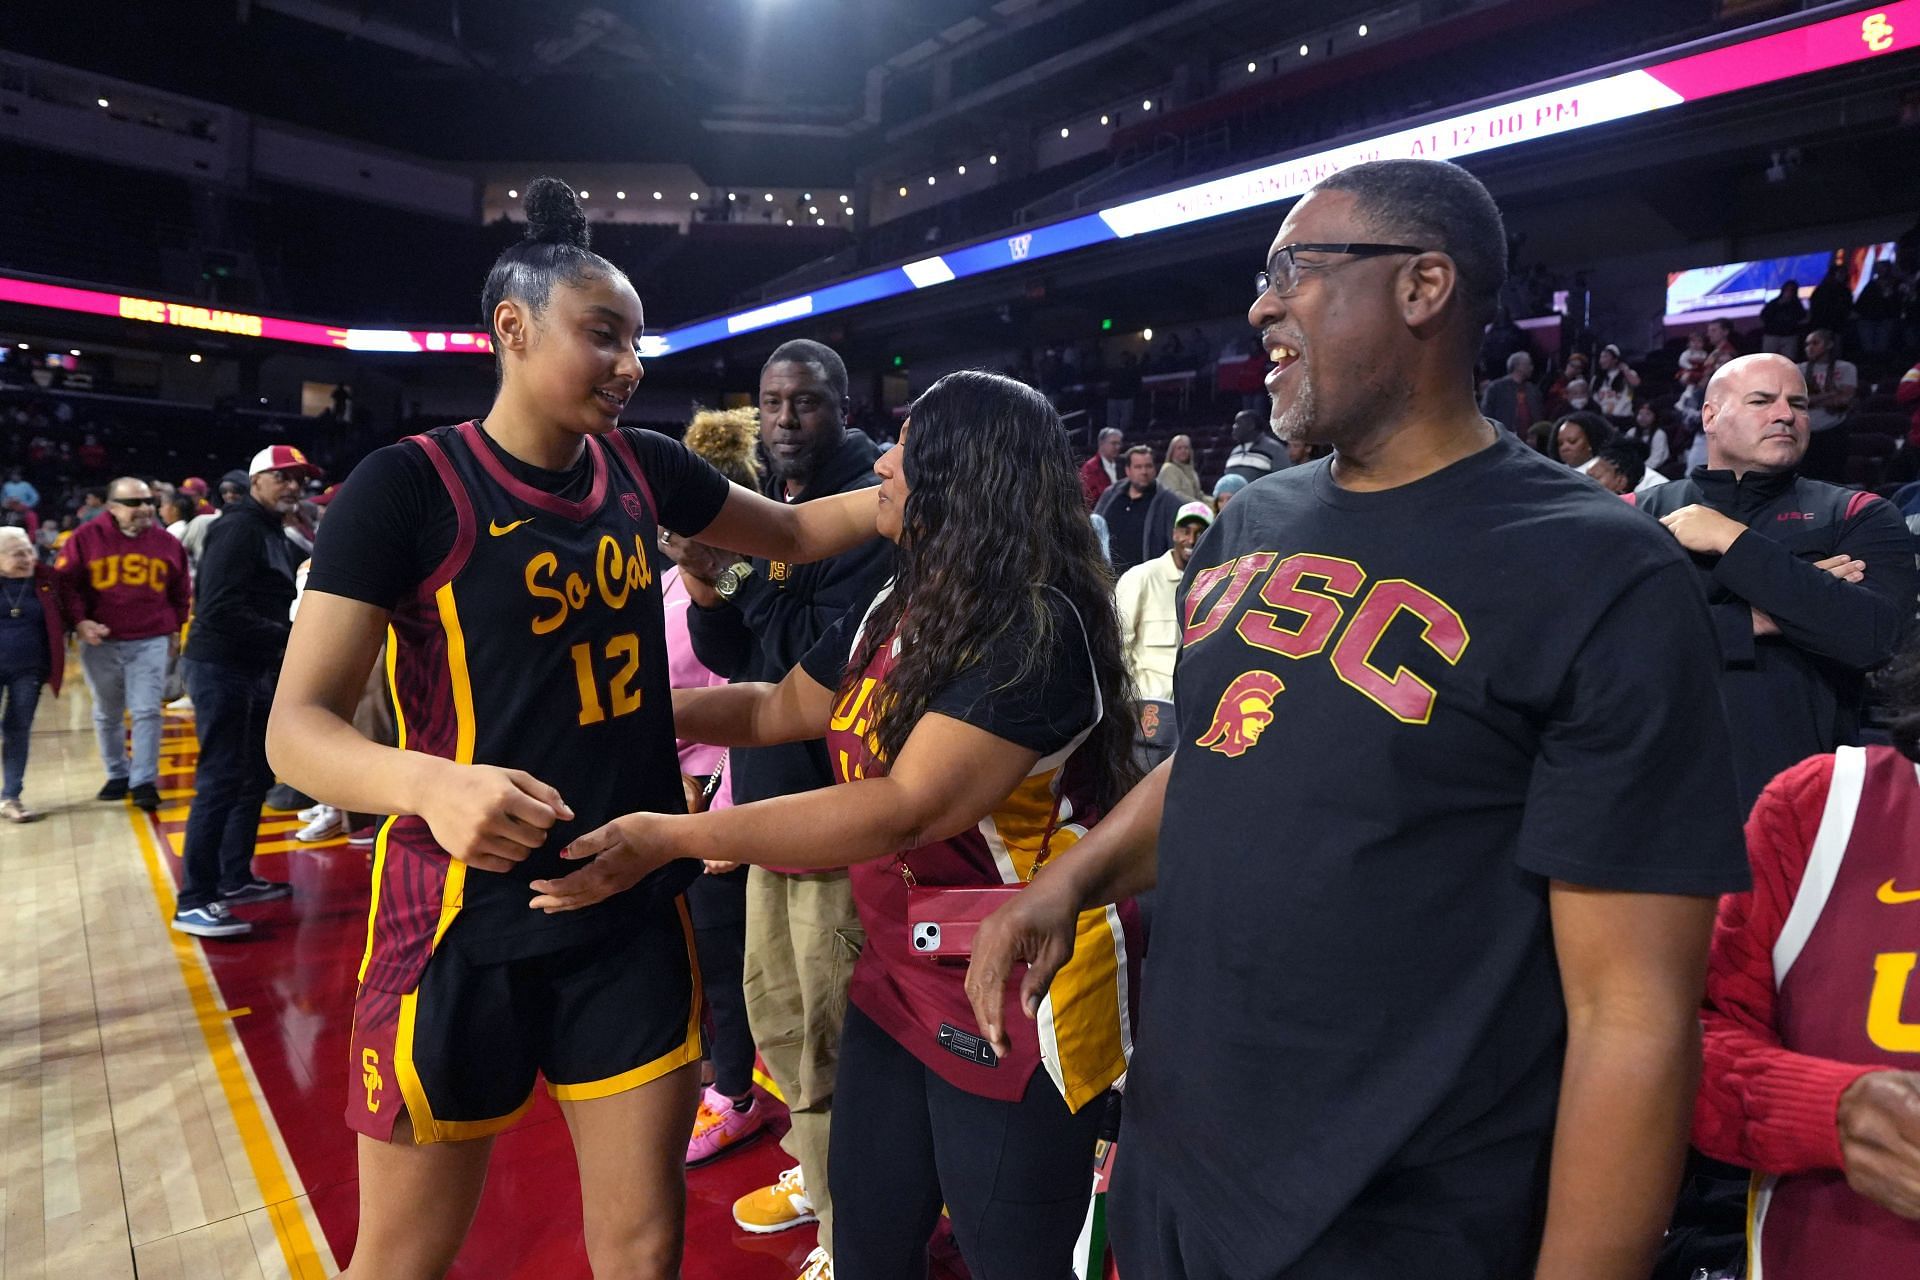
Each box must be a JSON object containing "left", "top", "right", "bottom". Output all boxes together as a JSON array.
[
  {"left": 1158, "top": 433, "right": 1205, "bottom": 503},
  {"left": 1808, "top": 261, "right": 1854, "bottom": 336},
  {"left": 1221, "top": 409, "right": 1288, "bottom": 482},
  {"left": 1898, "top": 355, "right": 1920, "bottom": 449},
  {"left": 1800, "top": 329, "right": 1858, "bottom": 484},
  {"left": 1080, "top": 427, "right": 1123, "bottom": 508},
  {"left": 1547, "top": 351, "right": 1590, "bottom": 405},
  {"left": 1107, "top": 351, "right": 1142, "bottom": 435},
  {"left": 179, "top": 476, "right": 211, "bottom": 514},
  {"left": 1479, "top": 350, "right": 1544, "bottom": 434},
  {"left": 1691, "top": 643, "right": 1920, "bottom": 1277},
  {"left": 1626, "top": 401, "right": 1676, "bottom": 475},
  {"left": 3, "top": 467, "right": 38, "bottom": 511},
  {"left": 1705, "top": 319, "right": 1741, "bottom": 381},
  {"left": 1115, "top": 501, "right": 1211, "bottom": 703},
  {"left": 1592, "top": 344, "right": 1641, "bottom": 421},
  {"left": 161, "top": 495, "right": 195, "bottom": 541},
  {"left": 1094, "top": 445, "right": 1183, "bottom": 574},
  {"left": 1854, "top": 266, "right": 1903, "bottom": 358},
  {"left": 180, "top": 471, "right": 246, "bottom": 573},
  {"left": 1553, "top": 377, "right": 1597, "bottom": 418},
  {"left": 170, "top": 445, "right": 318, "bottom": 937},
  {"left": 1286, "top": 438, "right": 1329, "bottom": 467},
  {"left": 1553, "top": 411, "right": 1615, "bottom": 475},
  {"left": 682, "top": 338, "right": 889, "bottom": 1269},
  {"left": 1760, "top": 280, "right": 1807, "bottom": 358},
  {"left": 77, "top": 434, "right": 107, "bottom": 474},
  {"left": 1677, "top": 330, "right": 1712, "bottom": 389},
  {"left": 1637, "top": 354, "right": 1914, "bottom": 808},
  {"left": 1210, "top": 472, "right": 1248, "bottom": 511},
  {"left": 76, "top": 490, "right": 108, "bottom": 523},
  {"left": 1, "top": 498, "right": 38, "bottom": 545},
  {"left": 0, "top": 526, "right": 69, "bottom": 823},
  {"left": 1588, "top": 441, "right": 1652, "bottom": 496},
  {"left": 53, "top": 476, "right": 190, "bottom": 813}
]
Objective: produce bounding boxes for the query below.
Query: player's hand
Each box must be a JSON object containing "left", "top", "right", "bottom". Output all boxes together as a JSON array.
[
  {"left": 704, "top": 860, "right": 741, "bottom": 875},
  {"left": 77, "top": 619, "right": 110, "bottom": 645},
  {"left": 527, "top": 812, "right": 679, "bottom": 912},
  {"left": 660, "top": 532, "right": 736, "bottom": 584},
  {"left": 963, "top": 873, "right": 1081, "bottom": 1060},
  {"left": 416, "top": 761, "right": 572, "bottom": 874},
  {"left": 1838, "top": 1070, "right": 1920, "bottom": 1219},
  {"left": 1752, "top": 608, "right": 1780, "bottom": 637},
  {"left": 1816, "top": 553, "right": 1866, "bottom": 584},
  {"left": 1659, "top": 504, "right": 1747, "bottom": 556}
]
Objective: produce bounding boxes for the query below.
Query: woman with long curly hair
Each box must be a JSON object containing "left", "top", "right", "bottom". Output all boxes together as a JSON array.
[{"left": 536, "top": 369, "right": 1142, "bottom": 1280}]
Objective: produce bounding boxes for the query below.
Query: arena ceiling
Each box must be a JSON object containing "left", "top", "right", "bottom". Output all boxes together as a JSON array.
[{"left": 2, "top": 0, "right": 1382, "bottom": 181}]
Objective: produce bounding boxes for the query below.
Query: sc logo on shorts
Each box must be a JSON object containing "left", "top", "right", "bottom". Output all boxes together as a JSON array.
[{"left": 362, "top": 1048, "right": 385, "bottom": 1113}]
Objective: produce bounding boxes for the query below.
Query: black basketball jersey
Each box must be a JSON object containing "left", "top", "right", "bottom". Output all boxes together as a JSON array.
[{"left": 361, "top": 420, "right": 703, "bottom": 989}]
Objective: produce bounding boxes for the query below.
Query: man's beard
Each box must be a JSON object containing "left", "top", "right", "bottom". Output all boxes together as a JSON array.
[{"left": 1269, "top": 373, "right": 1316, "bottom": 444}]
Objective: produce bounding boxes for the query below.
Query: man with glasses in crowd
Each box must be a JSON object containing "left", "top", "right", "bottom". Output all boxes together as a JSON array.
[
  {"left": 969, "top": 159, "right": 1749, "bottom": 1280},
  {"left": 53, "top": 475, "right": 191, "bottom": 812},
  {"left": 172, "top": 446, "right": 320, "bottom": 939}
]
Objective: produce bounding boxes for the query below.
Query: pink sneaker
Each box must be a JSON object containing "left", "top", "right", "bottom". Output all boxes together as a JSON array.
[{"left": 686, "top": 1086, "right": 764, "bottom": 1167}]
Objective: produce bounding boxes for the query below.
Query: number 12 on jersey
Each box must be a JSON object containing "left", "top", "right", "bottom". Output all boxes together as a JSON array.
[{"left": 569, "top": 633, "right": 643, "bottom": 725}]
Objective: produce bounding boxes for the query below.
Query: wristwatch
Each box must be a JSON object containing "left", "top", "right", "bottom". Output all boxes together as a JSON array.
[{"left": 713, "top": 560, "right": 757, "bottom": 602}]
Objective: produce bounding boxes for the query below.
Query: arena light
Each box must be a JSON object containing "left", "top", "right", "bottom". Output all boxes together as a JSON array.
[
  {"left": 816, "top": 217, "right": 826, "bottom": 225},
  {"left": 1299, "top": 44, "right": 1310, "bottom": 56},
  {"left": 0, "top": 272, "right": 493, "bottom": 355},
  {"left": 764, "top": 192, "right": 774, "bottom": 201},
  {"left": 97, "top": 97, "right": 109, "bottom": 108},
  {"left": 579, "top": 189, "right": 589, "bottom": 198},
  {"left": 1142, "top": 327, "right": 1154, "bottom": 340},
  {"left": 1248, "top": 62, "right": 1258, "bottom": 72},
  {"left": 189, "top": 353, "right": 203, "bottom": 363},
  {"left": 958, "top": 164, "right": 967, "bottom": 175},
  {"left": 616, "top": 190, "right": 627, "bottom": 199},
  {"left": 68, "top": 348, "right": 79, "bottom": 356},
  {"left": 899, "top": 186, "right": 908, "bottom": 196},
  {"left": 928, "top": 175, "right": 937, "bottom": 185},
  {"left": 1100, "top": 114, "right": 1110, "bottom": 125},
  {"left": 728, "top": 192, "right": 737, "bottom": 201},
  {"left": 507, "top": 188, "right": 518, "bottom": 198},
  {"left": 989, "top": 154, "right": 998, "bottom": 164},
  {"left": 809, "top": 205, "right": 818, "bottom": 214},
  {"left": 1358, "top": 24, "right": 1369, "bottom": 37},
  {"left": 690, "top": 192, "right": 700, "bottom": 200},
  {"left": 1060, "top": 127, "right": 1071, "bottom": 137},
  {"left": 727, "top": 295, "right": 813, "bottom": 335},
  {"left": 1142, "top": 99, "right": 1153, "bottom": 110}
]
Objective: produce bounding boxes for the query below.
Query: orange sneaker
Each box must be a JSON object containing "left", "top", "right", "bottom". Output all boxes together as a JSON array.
[{"left": 732, "top": 1164, "right": 816, "bottom": 1234}]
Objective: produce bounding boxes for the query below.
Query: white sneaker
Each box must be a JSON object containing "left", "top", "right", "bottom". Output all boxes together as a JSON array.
[
  {"left": 795, "top": 1246, "right": 832, "bottom": 1280},
  {"left": 296, "top": 805, "right": 347, "bottom": 842},
  {"left": 166, "top": 695, "right": 193, "bottom": 711},
  {"left": 296, "top": 803, "right": 325, "bottom": 822}
]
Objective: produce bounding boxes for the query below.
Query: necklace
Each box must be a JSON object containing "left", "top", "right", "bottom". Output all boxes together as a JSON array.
[{"left": 1, "top": 577, "right": 29, "bottom": 619}]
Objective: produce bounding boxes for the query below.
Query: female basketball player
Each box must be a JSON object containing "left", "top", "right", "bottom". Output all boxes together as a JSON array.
[
  {"left": 536, "top": 370, "right": 1141, "bottom": 1280},
  {"left": 266, "top": 178, "right": 878, "bottom": 1280}
]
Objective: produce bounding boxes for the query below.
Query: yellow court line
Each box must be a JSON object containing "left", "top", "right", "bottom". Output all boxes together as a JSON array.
[{"left": 125, "top": 808, "right": 333, "bottom": 1280}]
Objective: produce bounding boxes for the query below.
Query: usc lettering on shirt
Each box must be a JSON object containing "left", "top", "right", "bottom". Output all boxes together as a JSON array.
[
  {"left": 819, "top": 584, "right": 1138, "bottom": 1111},
  {"left": 1181, "top": 550, "right": 1469, "bottom": 748},
  {"left": 81, "top": 551, "right": 174, "bottom": 593},
  {"left": 1751, "top": 745, "right": 1920, "bottom": 1278}
]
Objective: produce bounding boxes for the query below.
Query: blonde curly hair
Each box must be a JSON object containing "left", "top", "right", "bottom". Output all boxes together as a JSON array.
[{"left": 683, "top": 406, "right": 762, "bottom": 490}]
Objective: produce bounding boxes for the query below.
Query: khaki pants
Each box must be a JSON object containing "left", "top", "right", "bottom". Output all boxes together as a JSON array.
[{"left": 743, "top": 867, "right": 863, "bottom": 1256}]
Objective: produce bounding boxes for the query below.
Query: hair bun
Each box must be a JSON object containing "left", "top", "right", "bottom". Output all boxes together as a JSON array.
[{"left": 523, "top": 177, "right": 589, "bottom": 250}]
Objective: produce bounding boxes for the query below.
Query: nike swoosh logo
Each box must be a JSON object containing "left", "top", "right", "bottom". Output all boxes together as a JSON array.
[
  {"left": 489, "top": 518, "right": 533, "bottom": 537},
  {"left": 1877, "top": 879, "right": 1920, "bottom": 906}
]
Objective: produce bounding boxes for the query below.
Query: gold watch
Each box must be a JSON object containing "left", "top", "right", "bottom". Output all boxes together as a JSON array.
[{"left": 714, "top": 561, "right": 756, "bottom": 601}]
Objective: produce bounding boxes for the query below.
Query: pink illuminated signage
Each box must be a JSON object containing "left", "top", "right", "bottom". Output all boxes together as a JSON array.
[{"left": 0, "top": 274, "right": 492, "bottom": 355}]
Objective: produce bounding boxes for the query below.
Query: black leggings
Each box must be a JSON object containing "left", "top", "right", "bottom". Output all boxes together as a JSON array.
[
  {"left": 686, "top": 868, "right": 754, "bottom": 1099},
  {"left": 828, "top": 1003, "right": 1104, "bottom": 1280}
]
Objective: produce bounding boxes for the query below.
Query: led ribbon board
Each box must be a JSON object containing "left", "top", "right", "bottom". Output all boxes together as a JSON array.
[
  {"left": 0, "top": 275, "right": 493, "bottom": 355},
  {"left": 641, "top": 1, "right": 1917, "bottom": 357}
]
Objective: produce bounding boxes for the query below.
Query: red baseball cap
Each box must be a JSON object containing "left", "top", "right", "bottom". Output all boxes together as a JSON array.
[
  {"left": 311, "top": 484, "right": 342, "bottom": 507},
  {"left": 179, "top": 476, "right": 209, "bottom": 497},
  {"left": 248, "top": 445, "right": 323, "bottom": 481}
]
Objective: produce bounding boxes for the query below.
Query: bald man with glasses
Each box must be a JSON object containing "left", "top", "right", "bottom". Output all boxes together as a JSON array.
[{"left": 53, "top": 475, "right": 191, "bottom": 811}]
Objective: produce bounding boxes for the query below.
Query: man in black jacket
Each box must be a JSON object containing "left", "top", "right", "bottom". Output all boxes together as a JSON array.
[
  {"left": 1638, "top": 354, "right": 1915, "bottom": 807},
  {"left": 171, "top": 445, "right": 318, "bottom": 939},
  {"left": 1094, "top": 445, "right": 1185, "bottom": 573},
  {"left": 682, "top": 339, "right": 889, "bottom": 1266}
]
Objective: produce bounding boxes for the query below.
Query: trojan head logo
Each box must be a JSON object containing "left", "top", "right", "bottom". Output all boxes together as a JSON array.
[
  {"left": 1863, "top": 12, "right": 1894, "bottom": 51},
  {"left": 1140, "top": 703, "right": 1161, "bottom": 737},
  {"left": 361, "top": 1048, "right": 384, "bottom": 1113},
  {"left": 620, "top": 492, "right": 645, "bottom": 522},
  {"left": 1195, "top": 671, "right": 1285, "bottom": 758}
]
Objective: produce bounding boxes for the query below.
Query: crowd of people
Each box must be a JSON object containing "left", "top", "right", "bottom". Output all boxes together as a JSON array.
[{"left": 5, "top": 161, "right": 1918, "bottom": 1280}]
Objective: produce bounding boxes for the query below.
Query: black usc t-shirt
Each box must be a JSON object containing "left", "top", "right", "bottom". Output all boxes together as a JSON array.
[{"left": 1125, "top": 430, "right": 1749, "bottom": 1277}]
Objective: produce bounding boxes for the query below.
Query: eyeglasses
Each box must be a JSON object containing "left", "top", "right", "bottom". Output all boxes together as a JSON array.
[
  {"left": 1254, "top": 242, "right": 1429, "bottom": 299},
  {"left": 110, "top": 498, "right": 155, "bottom": 508}
]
